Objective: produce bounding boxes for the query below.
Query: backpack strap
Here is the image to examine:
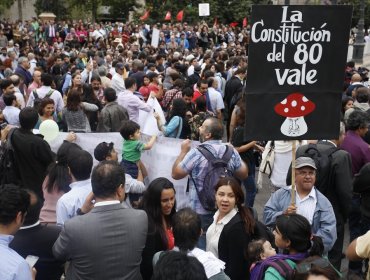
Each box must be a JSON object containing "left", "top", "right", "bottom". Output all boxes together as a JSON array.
[
  {"left": 267, "top": 259, "right": 295, "bottom": 279},
  {"left": 46, "top": 89, "right": 54, "bottom": 97},
  {"left": 197, "top": 144, "right": 233, "bottom": 163},
  {"left": 33, "top": 89, "right": 38, "bottom": 99}
]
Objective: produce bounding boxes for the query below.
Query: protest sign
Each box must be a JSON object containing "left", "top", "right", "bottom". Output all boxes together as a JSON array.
[
  {"left": 151, "top": 28, "right": 160, "bottom": 48},
  {"left": 245, "top": 5, "right": 352, "bottom": 140},
  {"left": 199, "top": 3, "right": 210, "bottom": 17},
  {"left": 138, "top": 97, "right": 165, "bottom": 136}
]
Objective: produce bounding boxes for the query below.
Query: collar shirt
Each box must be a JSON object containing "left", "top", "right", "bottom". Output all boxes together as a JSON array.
[
  {"left": 56, "top": 179, "right": 92, "bottom": 225},
  {"left": 291, "top": 186, "right": 317, "bottom": 225},
  {"left": 206, "top": 208, "right": 238, "bottom": 258},
  {"left": 0, "top": 234, "right": 32, "bottom": 280}
]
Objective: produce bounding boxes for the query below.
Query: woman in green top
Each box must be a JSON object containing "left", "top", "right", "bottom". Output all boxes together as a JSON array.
[{"left": 251, "top": 214, "right": 325, "bottom": 280}]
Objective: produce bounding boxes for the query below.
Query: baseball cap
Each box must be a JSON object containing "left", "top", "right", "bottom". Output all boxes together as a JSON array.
[
  {"left": 94, "top": 142, "right": 114, "bottom": 162},
  {"left": 295, "top": 157, "right": 317, "bottom": 170}
]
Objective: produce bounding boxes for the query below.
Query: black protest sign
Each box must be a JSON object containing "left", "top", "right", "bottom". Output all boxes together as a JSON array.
[{"left": 245, "top": 5, "right": 352, "bottom": 140}]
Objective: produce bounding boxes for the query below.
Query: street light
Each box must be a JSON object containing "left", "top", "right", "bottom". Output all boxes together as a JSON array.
[{"left": 352, "top": 0, "right": 365, "bottom": 64}]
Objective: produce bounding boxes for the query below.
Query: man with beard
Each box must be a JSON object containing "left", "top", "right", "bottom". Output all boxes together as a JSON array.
[{"left": 171, "top": 117, "right": 247, "bottom": 249}]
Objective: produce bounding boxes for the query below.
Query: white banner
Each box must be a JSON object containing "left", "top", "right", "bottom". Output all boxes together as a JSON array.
[
  {"left": 199, "top": 3, "right": 210, "bottom": 17},
  {"left": 151, "top": 28, "right": 160, "bottom": 48},
  {"left": 49, "top": 132, "right": 200, "bottom": 209},
  {"left": 138, "top": 97, "right": 165, "bottom": 136}
]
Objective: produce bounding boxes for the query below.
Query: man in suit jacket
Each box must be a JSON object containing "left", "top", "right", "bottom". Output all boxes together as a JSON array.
[
  {"left": 53, "top": 161, "right": 148, "bottom": 280},
  {"left": 10, "top": 190, "right": 64, "bottom": 280},
  {"left": 294, "top": 122, "right": 352, "bottom": 270}
]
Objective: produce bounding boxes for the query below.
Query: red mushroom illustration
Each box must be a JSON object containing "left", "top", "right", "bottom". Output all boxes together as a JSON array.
[{"left": 274, "top": 93, "right": 315, "bottom": 137}]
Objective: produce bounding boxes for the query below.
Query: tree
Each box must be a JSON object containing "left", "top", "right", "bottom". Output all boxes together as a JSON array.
[
  {"left": 140, "top": 0, "right": 260, "bottom": 25},
  {"left": 339, "top": 0, "right": 370, "bottom": 29},
  {"left": 67, "top": 0, "right": 101, "bottom": 22},
  {"left": 0, "top": 0, "right": 15, "bottom": 15},
  {"left": 105, "top": 0, "right": 144, "bottom": 22}
]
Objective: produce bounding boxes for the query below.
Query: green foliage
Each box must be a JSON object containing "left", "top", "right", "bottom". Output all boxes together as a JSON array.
[
  {"left": 34, "top": 0, "right": 69, "bottom": 19},
  {"left": 339, "top": 0, "right": 370, "bottom": 29},
  {"left": 0, "top": 0, "right": 15, "bottom": 15},
  {"left": 140, "top": 0, "right": 259, "bottom": 24},
  {"left": 105, "top": 0, "right": 143, "bottom": 22}
]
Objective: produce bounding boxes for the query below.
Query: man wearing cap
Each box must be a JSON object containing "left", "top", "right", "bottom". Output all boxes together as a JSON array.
[
  {"left": 111, "top": 62, "right": 126, "bottom": 94},
  {"left": 93, "top": 142, "right": 146, "bottom": 208},
  {"left": 264, "top": 156, "right": 337, "bottom": 253}
]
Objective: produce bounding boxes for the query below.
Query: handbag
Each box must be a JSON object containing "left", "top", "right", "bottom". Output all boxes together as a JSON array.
[{"left": 259, "top": 140, "right": 275, "bottom": 177}]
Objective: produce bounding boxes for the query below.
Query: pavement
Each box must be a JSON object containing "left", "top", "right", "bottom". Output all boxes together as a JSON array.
[{"left": 253, "top": 170, "right": 351, "bottom": 277}]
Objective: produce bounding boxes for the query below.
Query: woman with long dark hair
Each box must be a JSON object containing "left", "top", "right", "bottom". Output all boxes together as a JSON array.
[
  {"left": 251, "top": 214, "right": 326, "bottom": 280},
  {"left": 154, "top": 98, "right": 189, "bottom": 138},
  {"left": 39, "top": 137, "right": 80, "bottom": 224},
  {"left": 139, "top": 177, "right": 176, "bottom": 280},
  {"left": 206, "top": 176, "right": 258, "bottom": 280}
]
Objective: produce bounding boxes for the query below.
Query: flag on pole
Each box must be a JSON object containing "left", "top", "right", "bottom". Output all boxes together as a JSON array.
[
  {"left": 229, "top": 22, "right": 238, "bottom": 27},
  {"left": 176, "top": 10, "right": 184, "bottom": 22},
  {"left": 213, "top": 17, "right": 218, "bottom": 28},
  {"left": 243, "top": 17, "right": 248, "bottom": 27},
  {"left": 165, "top": 11, "right": 171, "bottom": 21},
  {"left": 140, "top": 10, "right": 150, "bottom": 21}
]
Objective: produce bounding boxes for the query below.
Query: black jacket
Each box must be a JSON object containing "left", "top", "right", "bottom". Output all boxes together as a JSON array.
[{"left": 11, "top": 128, "right": 54, "bottom": 199}]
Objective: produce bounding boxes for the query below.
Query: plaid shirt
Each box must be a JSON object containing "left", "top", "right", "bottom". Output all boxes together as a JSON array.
[
  {"left": 162, "top": 88, "right": 182, "bottom": 111},
  {"left": 179, "top": 140, "right": 243, "bottom": 214}
]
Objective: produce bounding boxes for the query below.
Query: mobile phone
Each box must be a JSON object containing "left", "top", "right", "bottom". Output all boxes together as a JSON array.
[{"left": 25, "top": 255, "right": 39, "bottom": 268}]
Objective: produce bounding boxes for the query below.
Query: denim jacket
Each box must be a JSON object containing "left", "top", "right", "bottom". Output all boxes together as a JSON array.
[{"left": 263, "top": 186, "right": 337, "bottom": 253}]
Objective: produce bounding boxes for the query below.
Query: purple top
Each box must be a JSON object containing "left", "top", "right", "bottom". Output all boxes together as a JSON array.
[{"left": 341, "top": 130, "right": 370, "bottom": 175}]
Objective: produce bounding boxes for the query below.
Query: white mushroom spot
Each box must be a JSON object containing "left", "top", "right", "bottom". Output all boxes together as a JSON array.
[
  {"left": 301, "top": 106, "right": 305, "bottom": 111},
  {"left": 281, "top": 98, "right": 287, "bottom": 105},
  {"left": 302, "top": 96, "right": 308, "bottom": 102},
  {"left": 284, "top": 108, "right": 289, "bottom": 113},
  {"left": 291, "top": 100, "right": 297, "bottom": 107}
]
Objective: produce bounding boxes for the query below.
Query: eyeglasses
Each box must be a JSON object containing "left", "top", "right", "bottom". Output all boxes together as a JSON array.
[{"left": 296, "top": 171, "right": 316, "bottom": 177}]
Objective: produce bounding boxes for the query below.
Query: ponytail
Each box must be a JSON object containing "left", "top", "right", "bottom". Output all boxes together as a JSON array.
[
  {"left": 308, "top": 235, "right": 324, "bottom": 257},
  {"left": 239, "top": 205, "right": 255, "bottom": 235}
]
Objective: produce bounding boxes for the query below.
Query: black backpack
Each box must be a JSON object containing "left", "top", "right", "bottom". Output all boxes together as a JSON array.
[
  {"left": 286, "top": 143, "right": 338, "bottom": 195},
  {"left": 33, "top": 89, "right": 54, "bottom": 111},
  {"left": 190, "top": 145, "right": 234, "bottom": 211},
  {"left": 0, "top": 128, "right": 20, "bottom": 185}
]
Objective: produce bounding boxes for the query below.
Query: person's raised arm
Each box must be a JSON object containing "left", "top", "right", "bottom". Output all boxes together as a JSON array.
[{"left": 172, "top": 139, "right": 191, "bottom": 180}]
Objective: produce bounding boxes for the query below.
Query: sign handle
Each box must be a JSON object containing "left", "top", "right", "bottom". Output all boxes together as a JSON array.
[{"left": 291, "top": 140, "right": 296, "bottom": 206}]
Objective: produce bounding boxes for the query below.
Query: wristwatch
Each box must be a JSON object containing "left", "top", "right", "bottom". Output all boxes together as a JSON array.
[{"left": 76, "top": 208, "right": 86, "bottom": 215}]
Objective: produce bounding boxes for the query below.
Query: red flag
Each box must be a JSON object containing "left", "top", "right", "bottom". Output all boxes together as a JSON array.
[
  {"left": 229, "top": 22, "right": 238, "bottom": 27},
  {"left": 176, "top": 10, "right": 184, "bottom": 21},
  {"left": 165, "top": 11, "right": 171, "bottom": 21},
  {"left": 243, "top": 17, "right": 248, "bottom": 27},
  {"left": 140, "top": 10, "right": 149, "bottom": 21},
  {"left": 213, "top": 17, "right": 218, "bottom": 28}
]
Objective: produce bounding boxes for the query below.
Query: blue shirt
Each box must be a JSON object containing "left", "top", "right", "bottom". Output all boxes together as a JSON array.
[
  {"left": 0, "top": 234, "right": 32, "bottom": 280},
  {"left": 56, "top": 179, "right": 92, "bottom": 225},
  {"left": 179, "top": 140, "right": 243, "bottom": 215}
]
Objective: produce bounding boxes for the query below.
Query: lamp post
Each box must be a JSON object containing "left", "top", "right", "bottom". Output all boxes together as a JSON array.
[{"left": 352, "top": 0, "right": 365, "bottom": 64}]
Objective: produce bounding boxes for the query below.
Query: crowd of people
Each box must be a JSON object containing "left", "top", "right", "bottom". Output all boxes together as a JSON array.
[{"left": 0, "top": 16, "right": 370, "bottom": 280}]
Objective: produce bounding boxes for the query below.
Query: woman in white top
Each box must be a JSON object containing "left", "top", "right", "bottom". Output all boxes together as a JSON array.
[{"left": 206, "top": 177, "right": 257, "bottom": 280}]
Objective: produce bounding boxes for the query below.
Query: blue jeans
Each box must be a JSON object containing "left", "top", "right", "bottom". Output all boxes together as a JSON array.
[
  {"left": 243, "top": 164, "right": 256, "bottom": 208},
  {"left": 197, "top": 213, "right": 214, "bottom": 250}
]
